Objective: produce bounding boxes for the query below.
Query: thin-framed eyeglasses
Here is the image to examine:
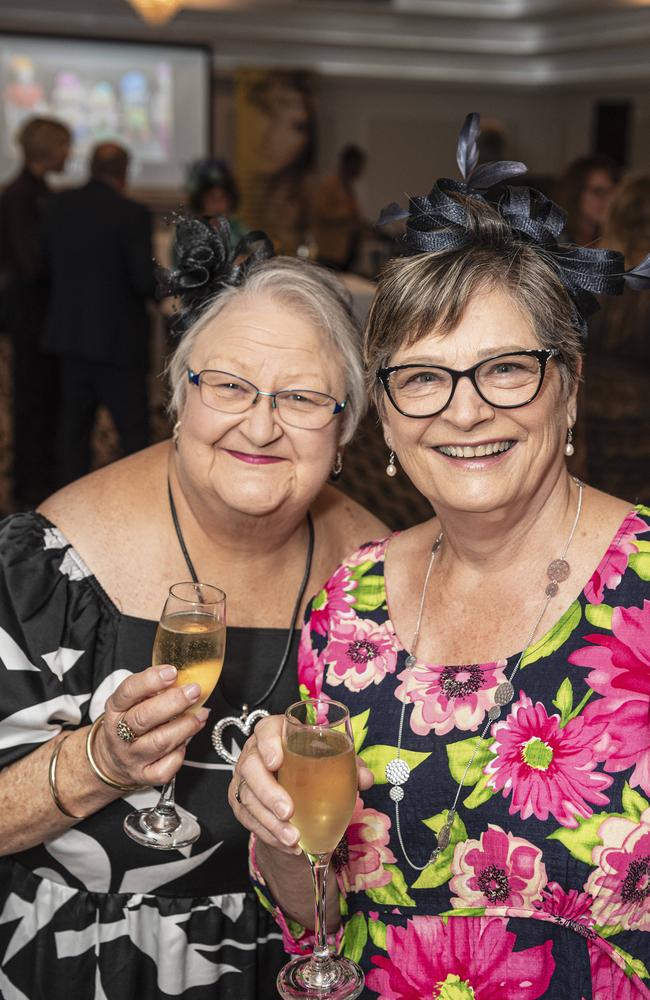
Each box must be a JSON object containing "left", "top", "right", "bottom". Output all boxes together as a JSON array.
[
  {"left": 187, "top": 369, "right": 347, "bottom": 430},
  {"left": 377, "top": 349, "right": 558, "bottom": 419}
]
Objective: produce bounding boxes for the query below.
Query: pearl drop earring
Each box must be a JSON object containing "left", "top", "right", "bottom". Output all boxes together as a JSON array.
[
  {"left": 386, "top": 450, "right": 397, "bottom": 477},
  {"left": 565, "top": 427, "right": 574, "bottom": 457}
]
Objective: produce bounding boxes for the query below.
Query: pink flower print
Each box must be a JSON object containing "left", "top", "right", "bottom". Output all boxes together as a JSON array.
[
  {"left": 297, "top": 621, "right": 325, "bottom": 699},
  {"left": 586, "top": 807, "right": 650, "bottom": 933},
  {"left": 584, "top": 512, "right": 648, "bottom": 604},
  {"left": 366, "top": 915, "right": 554, "bottom": 1000},
  {"left": 450, "top": 824, "right": 547, "bottom": 910},
  {"left": 485, "top": 693, "right": 613, "bottom": 827},
  {"left": 395, "top": 659, "right": 509, "bottom": 737},
  {"left": 348, "top": 537, "right": 391, "bottom": 567},
  {"left": 535, "top": 881, "right": 595, "bottom": 927},
  {"left": 583, "top": 698, "right": 650, "bottom": 796},
  {"left": 569, "top": 600, "right": 650, "bottom": 794},
  {"left": 325, "top": 616, "right": 397, "bottom": 692},
  {"left": 310, "top": 565, "right": 357, "bottom": 637},
  {"left": 569, "top": 601, "right": 650, "bottom": 698},
  {"left": 338, "top": 799, "right": 397, "bottom": 893},
  {"left": 588, "top": 940, "right": 650, "bottom": 1000}
]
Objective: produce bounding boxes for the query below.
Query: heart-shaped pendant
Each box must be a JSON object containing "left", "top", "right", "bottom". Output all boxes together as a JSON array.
[{"left": 211, "top": 710, "right": 270, "bottom": 765}]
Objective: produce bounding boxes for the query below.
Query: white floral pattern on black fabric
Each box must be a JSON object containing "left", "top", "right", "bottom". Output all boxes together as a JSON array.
[{"left": 0, "top": 512, "right": 295, "bottom": 999}]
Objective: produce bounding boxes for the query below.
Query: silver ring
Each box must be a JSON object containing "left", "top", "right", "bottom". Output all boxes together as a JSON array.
[
  {"left": 235, "top": 777, "right": 247, "bottom": 805},
  {"left": 116, "top": 716, "right": 137, "bottom": 744}
]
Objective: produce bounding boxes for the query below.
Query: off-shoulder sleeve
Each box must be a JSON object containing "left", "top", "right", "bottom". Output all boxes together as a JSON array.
[{"left": 0, "top": 513, "right": 120, "bottom": 768}]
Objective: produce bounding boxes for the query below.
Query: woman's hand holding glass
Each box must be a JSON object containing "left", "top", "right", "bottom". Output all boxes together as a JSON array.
[
  {"left": 230, "top": 714, "right": 374, "bottom": 855},
  {"left": 95, "top": 664, "right": 211, "bottom": 791},
  {"left": 231, "top": 704, "right": 374, "bottom": 1000}
]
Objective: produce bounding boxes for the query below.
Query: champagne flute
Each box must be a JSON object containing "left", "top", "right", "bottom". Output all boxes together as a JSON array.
[
  {"left": 124, "top": 581, "right": 226, "bottom": 849},
  {"left": 276, "top": 698, "right": 364, "bottom": 1000}
]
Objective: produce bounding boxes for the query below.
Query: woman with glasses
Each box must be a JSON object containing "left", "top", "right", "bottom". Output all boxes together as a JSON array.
[
  {"left": 0, "top": 219, "right": 386, "bottom": 1000},
  {"left": 231, "top": 117, "right": 650, "bottom": 998}
]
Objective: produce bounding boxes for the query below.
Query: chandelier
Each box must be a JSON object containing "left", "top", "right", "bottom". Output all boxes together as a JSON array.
[{"left": 128, "top": 0, "right": 182, "bottom": 25}]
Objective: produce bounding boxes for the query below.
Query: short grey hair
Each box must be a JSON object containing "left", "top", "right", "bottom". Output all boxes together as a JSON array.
[
  {"left": 365, "top": 196, "right": 583, "bottom": 409},
  {"left": 167, "top": 257, "right": 366, "bottom": 444}
]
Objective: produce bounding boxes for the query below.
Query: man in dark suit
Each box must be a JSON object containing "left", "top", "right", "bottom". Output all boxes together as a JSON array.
[
  {"left": 0, "top": 117, "right": 71, "bottom": 507},
  {"left": 44, "top": 142, "right": 155, "bottom": 485}
]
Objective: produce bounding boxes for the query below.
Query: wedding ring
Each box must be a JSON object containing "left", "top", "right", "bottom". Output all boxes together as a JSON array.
[
  {"left": 235, "top": 777, "right": 247, "bottom": 805},
  {"left": 116, "top": 716, "right": 137, "bottom": 744}
]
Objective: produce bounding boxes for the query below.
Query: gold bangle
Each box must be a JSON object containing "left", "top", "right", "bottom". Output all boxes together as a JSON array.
[
  {"left": 86, "top": 714, "right": 139, "bottom": 792},
  {"left": 48, "top": 734, "right": 84, "bottom": 820}
]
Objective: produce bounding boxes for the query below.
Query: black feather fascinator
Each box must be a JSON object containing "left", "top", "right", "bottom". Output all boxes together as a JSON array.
[
  {"left": 157, "top": 214, "right": 274, "bottom": 333},
  {"left": 378, "top": 112, "right": 650, "bottom": 336}
]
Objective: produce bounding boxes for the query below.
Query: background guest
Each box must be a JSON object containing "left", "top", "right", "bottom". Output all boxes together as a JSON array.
[
  {"left": 314, "top": 144, "right": 367, "bottom": 272},
  {"left": 0, "top": 116, "right": 70, "bottom": 507},
  {"left": 43, "top": 142, "right": 155, "bottom": 486},
  {"left": 555, "top": 153, "right": 619, "bottom": 247},
  {"left": 585, "top": 172, "right": 650, "bottom": 501},
  {"left": 185, "top": 157, "right": 247, "bottom": 243}
]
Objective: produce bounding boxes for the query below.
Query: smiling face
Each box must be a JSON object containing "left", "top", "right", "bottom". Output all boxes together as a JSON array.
[
  {"left": 176, "top": 293, "right": 346, "bottom": 520},
  {"left": 381, "top": 285, "right": 578, "bottom": 517}
]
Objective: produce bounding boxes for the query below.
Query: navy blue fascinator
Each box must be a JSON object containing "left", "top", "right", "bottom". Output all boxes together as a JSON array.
[
  {"left": 378, "top": 113, "right": 650, "bottom": 336},
  {"left": 157, "top": 214, "right": 274, "bottom": 333}
]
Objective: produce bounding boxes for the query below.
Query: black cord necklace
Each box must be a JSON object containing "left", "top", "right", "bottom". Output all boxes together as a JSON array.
[{"left": 167, "top": 478, "right": 315, "bottom": 764}]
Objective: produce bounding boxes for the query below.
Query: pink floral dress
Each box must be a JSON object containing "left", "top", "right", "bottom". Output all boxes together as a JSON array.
[{"left": 251, "top": 506, "right": 650, "bottom": 999}]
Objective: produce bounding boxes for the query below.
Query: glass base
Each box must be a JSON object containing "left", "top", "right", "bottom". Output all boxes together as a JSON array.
[
  {"left": 277, "top": 955, "right": 364, "bottom": 1000},
  {"left": 123, "top": 807, "right": 201, "bottom": 850}
]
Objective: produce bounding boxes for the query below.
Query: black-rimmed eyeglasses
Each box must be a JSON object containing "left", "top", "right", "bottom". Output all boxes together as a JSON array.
[
  {"left": 188, "top": 369, "right": 347, "bottom": 430},
  {"left": 377, "top": 349, "right": 558, "bottom": 419}
]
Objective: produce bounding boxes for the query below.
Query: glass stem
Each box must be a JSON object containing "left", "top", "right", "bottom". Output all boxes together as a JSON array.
[
  {"left": 151, "top": 776, "right": 181, "bottom": 831},
  {"left": 308, "top": 853, "right": 332, "bottom": 964}
]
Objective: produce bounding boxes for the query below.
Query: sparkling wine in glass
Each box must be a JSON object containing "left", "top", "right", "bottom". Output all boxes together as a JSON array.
[
  {"left": 276, "top": 698, "right": 364, "bottom": 1000},
  {"left": 124, "top": 581, "right": 226, "bottom": 850}
]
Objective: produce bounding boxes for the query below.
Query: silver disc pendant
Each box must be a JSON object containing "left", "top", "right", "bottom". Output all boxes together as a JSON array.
[
  {"left": 385, "top": 758, "right": 411, "bottom": 785},
  {"left": 493, "top": 681, "right": 514, "bottom": 706},
  {"left": 389, "top": 785, "right": 404, "bottom": 802},
  {"left": 488, "top": 705, "right": 501, "bottom": 722},
  {"left": 404, "top": 654, "right": 417, "bottom": 668},
  {"left": 547, "top": 558, "right": 570, "bottom": 582}
]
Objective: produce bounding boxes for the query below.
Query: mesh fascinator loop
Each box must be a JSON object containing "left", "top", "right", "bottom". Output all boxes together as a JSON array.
[
  {"left": 378, "top": 112, "right": 650, "bottom": 335},
  {"left": 157, "top": 214, "right": 274, "bottom": 331}
]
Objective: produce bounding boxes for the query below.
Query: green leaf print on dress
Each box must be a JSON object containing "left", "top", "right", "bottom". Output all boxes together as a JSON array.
[
  {"left": 411, "top": 812, "right": 468, "bottom": 890},
  {"left": 520, "top": 600, "right": 582, "bottom": 668}
]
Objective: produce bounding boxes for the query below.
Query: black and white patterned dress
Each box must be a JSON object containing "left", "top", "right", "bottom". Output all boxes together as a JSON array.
[{"left": 0, "top": 512, "right": 299, "bottom": 1000}]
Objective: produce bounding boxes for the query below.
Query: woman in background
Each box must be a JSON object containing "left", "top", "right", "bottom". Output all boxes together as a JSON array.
[
  {"left": 555, "top": 153, "right": 618, "bottom": 247},
  {"left": 185, "top": 157, "right": 247, "bottom": 244},
  {"left": 585, "top": 172, "right": 650, "bottom": 501}
]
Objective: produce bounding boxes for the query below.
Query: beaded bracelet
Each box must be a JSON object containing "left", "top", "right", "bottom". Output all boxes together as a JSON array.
[
  {"left": 85, "top": 714, "right": 139, "bottom": 792},
  {"left": 48, "top": 734, "right": 84, "bottom": 820}
]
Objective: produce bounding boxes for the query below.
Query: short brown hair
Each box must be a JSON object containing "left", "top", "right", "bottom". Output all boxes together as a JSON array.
[
  {"left": 365, "top": 195, "right": 583, "bottom": 406},
  {"left": 17, "top": 117, "right": 70, "bottom": 163}
]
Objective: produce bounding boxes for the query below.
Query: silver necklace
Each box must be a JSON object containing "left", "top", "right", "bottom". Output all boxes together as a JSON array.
[{"left": 385, "top": 478, "right": 584, "bottom": 871}]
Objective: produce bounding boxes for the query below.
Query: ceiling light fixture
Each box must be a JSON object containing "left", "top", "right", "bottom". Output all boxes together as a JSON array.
[{"left": 128, "top": 0, "right": 182, "bottom": 25}]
